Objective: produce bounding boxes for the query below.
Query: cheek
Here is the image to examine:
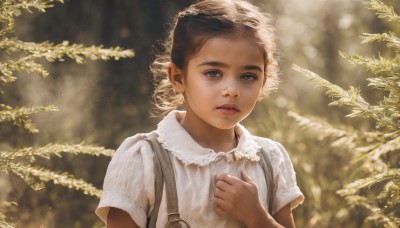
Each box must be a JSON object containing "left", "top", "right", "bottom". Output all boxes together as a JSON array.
[
  {"left": 187, "top": 77, "right": 217, "bottom": 94},
  {"left": 242, "top": 84, "right": 264, "bottom": 99}
]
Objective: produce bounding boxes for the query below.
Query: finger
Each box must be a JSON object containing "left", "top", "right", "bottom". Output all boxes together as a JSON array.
[
  {"left": 214, "top": 195, "right": 232, "bottom": 212},
  {"left": 216, "top": 173, "right": 229, "bottom": 181},
  {"left": 214, "top": 187, "right": 225, "bottom": 199},
  {"left": 214, "top": 205, "right": 226, "bottom": 216},
  {"left": 215, "top": 179, "right": 232, "bottom": 192},
  {"left": 213, "top": 195, "right": 225, "bottom": 208},
  {"left": 217, "top": 173, "right": 242, "bottom": 185}
]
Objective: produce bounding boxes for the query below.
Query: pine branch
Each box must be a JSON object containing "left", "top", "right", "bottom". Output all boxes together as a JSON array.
[
  {"left": 367, "top": 77, "right": 399, "bottom": 93},
  {"left": 12, "top": 164, "right": 102, "bottom": 197},
  {"left": 364, "top": 214, "right": 400, "bottom": 228},
  {"left": 287, "top": 111, "right": 387, "bottom": 151},
  {"left": 3, "top": 161, "right": 45, "bottom": 190},
  {"left": 0, "top": 39, "right": 134, "bottom": 84},
  {"left": 0, "top": 38, "right": 135, "bottom": 63},
  {"left": 1, "top": 143, "right": 113, "bottom": 197},
  {"left": 340, "top": 52, "right": 400, "bottom": 77},
  {"left": 0, "top": 104, "right": 58, "bottom": 133},
  {"left": 361, "top": 32, "right": 400, "bottom": 52},
  {"left": 292, "top": 65, "right": 369, "bottom": 107},
  {"left": 368, "top": 136, "right": 400, "bottom": 159},
  {"left": 0, "top": 56, "right": 49, "bottom": 83},
  {"left": 292, "top": 65, "right": 398, "bottom": 130},
  {"left": 0, "top": 0, "right": 134, "bottom": 224},
  {"left": 10, "top": 143, "right": 114, "bottom": 161},
  {"left": 0, "top": 202, "right": 17, "bottom": 228},
  {"left": 0, "top": 0, "right": 64, "bottom": 14},
  {"left": 339, "top": 53, "right": 400, "bottom": 130},
  {"left": 337, "top": 169, "right": 400, "bottom": 196},
  {"left": 0, "top": 0, "right": 64, "bottom": 36},
  {"left": 292, "top": 1, "right": 400, "bottom": 226},
  {"left": 1, "top": 143, "right": 113, "bottom": 170},
  {"left": 377, "top": 181, "right": 400, "bottom": 214},
  {"left": 365, "top": 0, "right": 400, "bottom": 23},
  {"left": 288, "top": 111, "right": 354, "bottom": 139},
  {"left": 342, "top": 195, "right": 399, "bottom": 227},
  {"left": 2, "top": 161, "right": 102, "bottom": 197},
  {"left": 0, "top": 15, "right": 13, "bottom": 37}
]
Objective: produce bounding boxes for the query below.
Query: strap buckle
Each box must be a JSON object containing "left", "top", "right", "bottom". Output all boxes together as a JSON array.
[{"left": 165, "top": 212, "right": 190, "bottom": 228}]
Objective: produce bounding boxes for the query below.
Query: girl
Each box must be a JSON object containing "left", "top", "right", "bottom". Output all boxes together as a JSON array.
[{"left": 96, "top": 0, "right": 304, "bottom": 227}]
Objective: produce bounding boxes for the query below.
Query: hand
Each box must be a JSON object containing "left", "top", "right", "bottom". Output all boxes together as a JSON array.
[{"left": 214, "top": 170, "right": 266, "bottom": 225}]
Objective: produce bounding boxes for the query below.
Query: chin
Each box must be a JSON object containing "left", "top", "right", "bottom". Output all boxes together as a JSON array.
[{"left": 212, "top": 122, "right": 239, "bottom": 130}]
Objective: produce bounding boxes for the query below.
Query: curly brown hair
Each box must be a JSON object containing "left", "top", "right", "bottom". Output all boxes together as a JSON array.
[{"left": 151, "top": 0, "right": 279, "bottom": 115}]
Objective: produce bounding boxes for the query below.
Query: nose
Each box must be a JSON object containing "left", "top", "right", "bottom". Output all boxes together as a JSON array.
[{"left": 222, "top": 84, "right": 240, "bottom": 98}]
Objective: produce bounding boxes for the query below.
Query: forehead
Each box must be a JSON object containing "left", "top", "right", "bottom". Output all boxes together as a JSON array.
[{"left": 188, "top": 36, "right": 265, "bottom": 68}]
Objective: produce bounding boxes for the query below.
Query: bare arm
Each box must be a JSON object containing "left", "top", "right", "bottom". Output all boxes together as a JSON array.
[
  {"left": 243, "top": 203, "right": 295, "bottom": 228},
  {"left": 107, "top": 207, "right": 140, "bottom": 228},
  {"left": 273, "top": 204, "right": 295, "bottom": 228}
]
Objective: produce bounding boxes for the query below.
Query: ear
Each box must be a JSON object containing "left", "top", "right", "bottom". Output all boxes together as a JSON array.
[{"left": 168, "top": 63, "right": 185, "bottom": 93}]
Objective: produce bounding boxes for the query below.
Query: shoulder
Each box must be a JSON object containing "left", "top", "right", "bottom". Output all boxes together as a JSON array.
[
  {"left": 251, "top": 136, "right": 296, "bottom": 181},
  {"left": 112, "top": 131, "right": 157, "bottom": 159},
  {"left": 252, "top": 135, "right": 282, "bottom": 149},
  {"left": 105, "top": 132, "right": 157, "bottom": 178},
  {"left": 115, "top": 131, "right": 156, "bottom": 152},
  {"left": 252, "top": 136, "right": 289, "bottom": 164}
]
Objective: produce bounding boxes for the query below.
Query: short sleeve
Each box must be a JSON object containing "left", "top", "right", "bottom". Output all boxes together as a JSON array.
[
  {"left": 260, "top": 139, "right": 304, "bottom": 215},
  {"left": 95, "top": 134, "right": 155, "bottom": 228}
]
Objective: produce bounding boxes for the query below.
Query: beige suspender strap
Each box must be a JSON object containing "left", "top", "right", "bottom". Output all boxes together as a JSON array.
[
  {"left": 259, "top": 149, "right": 274, "bottom": 214},
  {"left": 146, "top": 134, "right": 187, "bottom": 228},
  {"left": 147, "top": 134, "right": 164, "bottom": 228}
]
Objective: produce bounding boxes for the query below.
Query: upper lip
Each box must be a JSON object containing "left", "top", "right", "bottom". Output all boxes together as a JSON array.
[{"left": 217, "top": 103, "right": 240, "bottom": 111}]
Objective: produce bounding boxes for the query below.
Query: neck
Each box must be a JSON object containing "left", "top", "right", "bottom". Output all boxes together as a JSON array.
[{"left": 177, "top": 112, "right": 238, "bottom": 152}]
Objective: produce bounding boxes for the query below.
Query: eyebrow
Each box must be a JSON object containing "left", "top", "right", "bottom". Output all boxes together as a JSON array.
[{"left": 197, "top": 61, "right": 263, "bottom": 72}]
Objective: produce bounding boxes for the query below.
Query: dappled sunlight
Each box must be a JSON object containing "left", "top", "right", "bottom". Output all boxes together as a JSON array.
[{"left": 1, "top": 0, "right": 399, "bottom": 227}]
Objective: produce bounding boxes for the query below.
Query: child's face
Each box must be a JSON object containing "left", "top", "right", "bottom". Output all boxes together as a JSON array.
[{"left": 172, "top": 36, "right": 265, "bottom": 130}]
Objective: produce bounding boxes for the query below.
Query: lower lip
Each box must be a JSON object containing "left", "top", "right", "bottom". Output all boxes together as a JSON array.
[{"left": 217, "top": 108, "right": 239, "bottom": 115}]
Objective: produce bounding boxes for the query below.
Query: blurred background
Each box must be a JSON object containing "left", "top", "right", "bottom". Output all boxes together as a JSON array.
[{"left": 2, "top": 0, "right": 397, "bottom": 227}]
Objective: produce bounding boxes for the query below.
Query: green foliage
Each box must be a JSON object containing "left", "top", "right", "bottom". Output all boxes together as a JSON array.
[
  {"left": 291, "top": 0, "right": 400, "bottom": 226},
  {"left": 365, "top": 0, "right": 400, "bottom": 23},
  {"left": 0, "top": 38, "right": 134, "bottom": 84},
  {"left": 0, "top": 0, "right": 64, "bottom": 36},
  {"left": 0, "top": 104, "right": 58, "bottom": 133},
  {"left": 1, "top": 143, "right": 114, "bottom": 193},
  {"left": 0, "top": 0, "right": 134, "bottom": 226}
]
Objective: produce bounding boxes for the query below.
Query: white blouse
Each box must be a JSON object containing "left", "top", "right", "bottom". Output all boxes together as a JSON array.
[{"left": 96, "top": 110, "right": 304, "bottom": 228}]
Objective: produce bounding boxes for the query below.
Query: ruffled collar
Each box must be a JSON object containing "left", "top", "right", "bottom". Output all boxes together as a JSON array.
[{"left": 155, "top": 110, "right": 261, "bottom": 166}]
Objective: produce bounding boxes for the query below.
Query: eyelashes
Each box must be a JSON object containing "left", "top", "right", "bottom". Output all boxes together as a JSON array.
[
  {"left": 240, "top": 74, "right": 258, "bottom": 81},
  {"left": 204, "top": 70, "right": 222, "bottom": 78},
  {"left": 203, "top": 70, "right": 259, "bottom": 81}
]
